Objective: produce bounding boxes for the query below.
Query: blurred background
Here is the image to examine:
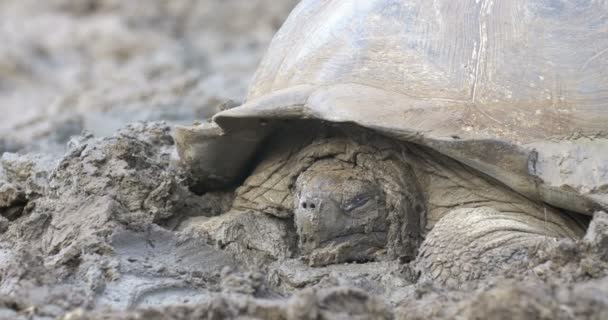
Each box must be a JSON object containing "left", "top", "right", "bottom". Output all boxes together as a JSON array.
[{"left": 0, "top": 0, "right": 298, "bottom": 154}]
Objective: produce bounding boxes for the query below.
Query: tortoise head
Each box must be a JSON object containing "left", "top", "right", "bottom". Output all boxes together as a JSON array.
[
  {"left": 277, "top": 133, "right": 425, "bottom": 266},
  {"left": 294, "top": 159, "right": 389, "bottom": 266}
]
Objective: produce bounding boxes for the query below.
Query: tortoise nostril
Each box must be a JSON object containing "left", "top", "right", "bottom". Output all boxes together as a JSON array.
[{"left": 300, "top": 201, "right": 318, "bottom": 210}]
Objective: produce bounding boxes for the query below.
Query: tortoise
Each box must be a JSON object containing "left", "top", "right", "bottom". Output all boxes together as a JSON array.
[{"left": 174, "top": 0, "right": 608, "bottom": 285}]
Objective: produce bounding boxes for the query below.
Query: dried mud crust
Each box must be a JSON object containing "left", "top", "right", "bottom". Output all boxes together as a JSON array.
[
  {"left": 0, "top": 123, "right": 605, "bottom": 319},
  {"left": 0, "top": 123, "right": 236, "bottom": 318}
]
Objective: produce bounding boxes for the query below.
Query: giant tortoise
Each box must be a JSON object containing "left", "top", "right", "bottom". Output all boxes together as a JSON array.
[{"left": 175, "top": 0, "right": 608, "bottom": 285}]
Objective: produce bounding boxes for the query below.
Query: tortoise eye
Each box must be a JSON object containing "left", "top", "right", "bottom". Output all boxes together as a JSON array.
[{"left": 343, "top": 194, "right": 371, "bottom": 212}]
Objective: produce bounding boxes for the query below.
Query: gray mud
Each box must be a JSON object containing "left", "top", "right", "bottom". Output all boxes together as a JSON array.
[
  {"left": 0, "top": 1, "right": 607, "bottom": 319},
  {"left": 0, "top": 122, "right": 606, "bottom": 320},
  {"left": 0, "top": 0, "right": 296, "bottom": 154}
]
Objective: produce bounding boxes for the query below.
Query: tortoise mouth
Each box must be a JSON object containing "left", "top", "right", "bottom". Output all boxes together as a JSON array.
[
  {"left": 300, "top": 230, "right": 389, "bottom": 267},
  {"left": 299, "top": 228, "right": 388, "bottom": 249},
  {"left": 319, "top": 230, "right": 388, "bottom": 248}
]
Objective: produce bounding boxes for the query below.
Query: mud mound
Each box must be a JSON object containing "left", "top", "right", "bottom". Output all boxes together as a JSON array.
[
  {"left": 0, "top": 123, "right": 233, "bottom": 317},
  {"left": 0, "top": 123, "right": 606, "bottom": 319}
]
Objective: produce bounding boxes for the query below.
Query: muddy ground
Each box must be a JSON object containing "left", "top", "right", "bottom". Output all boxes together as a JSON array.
[
  {"left": 0, "top": 1, "right": 607, "bottom": 319},
  {"left": 0, "top": 0, "right": 296, "bottom": 154}
]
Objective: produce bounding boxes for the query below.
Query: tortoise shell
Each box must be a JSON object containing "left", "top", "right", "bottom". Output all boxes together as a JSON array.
[{"left": 176, "top": 0, "right": 608, "bottom": 215}]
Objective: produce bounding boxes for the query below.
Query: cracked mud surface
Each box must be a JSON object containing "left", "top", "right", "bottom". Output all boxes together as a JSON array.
[{"left": 0, "top": 1, "right": 607, "bottom": 319}]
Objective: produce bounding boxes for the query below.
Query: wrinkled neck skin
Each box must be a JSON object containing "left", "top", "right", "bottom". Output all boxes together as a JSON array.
[{"left": 186, "top": 122, "right": 586, "bottom": 285}]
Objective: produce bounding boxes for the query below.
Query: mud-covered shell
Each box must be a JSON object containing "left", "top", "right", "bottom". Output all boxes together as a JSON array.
[{"left": 176, "top": 0, "right": 608, "bottom": 215}]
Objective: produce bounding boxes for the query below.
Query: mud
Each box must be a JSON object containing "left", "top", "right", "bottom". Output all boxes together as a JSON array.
[
  {"left": 0, "top": 121, "right": 605, "bottom": 319},
  {"left": 0, "top": 1, "right": 607, "bottom": 319},
  {"left": 0, "top": 0, "right": 297, "bottom": 154}
]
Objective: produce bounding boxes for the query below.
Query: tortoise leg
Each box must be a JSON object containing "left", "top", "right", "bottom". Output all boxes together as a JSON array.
[{"left": 415, "top": 207, "right": 573, "bottom": 287}]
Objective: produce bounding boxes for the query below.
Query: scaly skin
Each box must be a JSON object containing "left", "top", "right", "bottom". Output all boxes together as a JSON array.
[{"left": 192, "top": 124, "right": 586, "bottom": 285}]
